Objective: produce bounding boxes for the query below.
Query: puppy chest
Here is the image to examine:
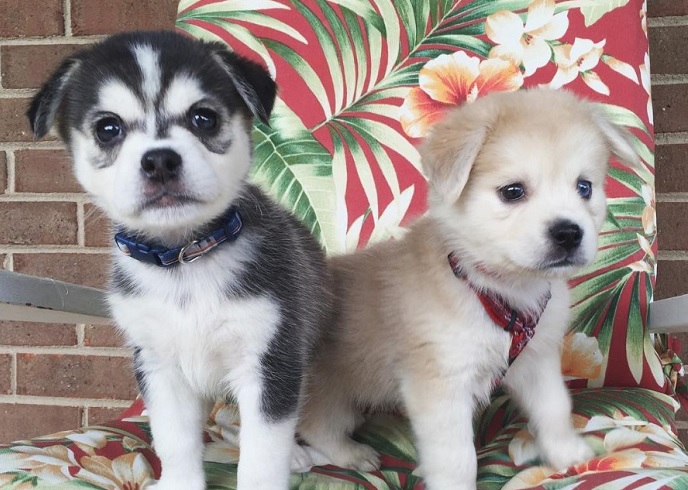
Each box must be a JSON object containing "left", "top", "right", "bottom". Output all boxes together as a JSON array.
[{"left": 112, "top": 294, "right": 281, "bottom": 392}]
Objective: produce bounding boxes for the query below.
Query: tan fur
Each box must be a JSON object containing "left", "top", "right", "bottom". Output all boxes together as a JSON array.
[{"left": 297, "top": 88, "right": 640, "bottom": 490}]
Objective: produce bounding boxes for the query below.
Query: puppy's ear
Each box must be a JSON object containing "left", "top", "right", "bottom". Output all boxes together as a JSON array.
[
  {"left": 592, "top": 108, "right": 642, "bottom": 171},
  {"left": 211, "top": 47, "right": 277, "bottom": 125},
  {"left": 419, "top": 113, "right": 490, "bottom": 203},
  {"left": 27, "top": 56, "right": 82, "bottom": 139}
]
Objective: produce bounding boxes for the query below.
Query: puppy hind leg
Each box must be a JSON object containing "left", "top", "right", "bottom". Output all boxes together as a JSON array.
[{"left": 298, "top": 385, "right": 379, "bottom": 471}]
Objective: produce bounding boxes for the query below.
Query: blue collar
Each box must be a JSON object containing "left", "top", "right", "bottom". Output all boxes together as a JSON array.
[{"left": 114, "top": 209, "right": 243, "bottom": 267}]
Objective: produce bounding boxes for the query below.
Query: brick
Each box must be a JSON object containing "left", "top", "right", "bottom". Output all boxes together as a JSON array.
[
  {"left": 88, "top": 406, "right": 125, "bottom": 425},
  {"left": 13, "top": 253, "right": 110, "bottom": 289},
  {"left": 657, "top": 202, "right": 688, "bottom": 250},
  {"left": 71, "top": 0, "right": 177, "bottom": 35},
  {"left": 84, "top": 203, "right": 112, "bottom": 248},
  {"left": 1, "top": 44, "right": 85, "bottom": 90},
  {"left": 0, "top": 355, "right": 11, "bottom": 395},
  {"left": 0, "top": 404, "right": 82, "bottom": 442},
  {"left": 0, "top": 322, "right": 77, "bottom": 346},
  {"left": 648, "top": 26, "right": 688, "bottom": 75},
  {"left": 0, "top": 98, "right": 41, "bottom": 143},
  {"left": 0, "top": 202, "right": 77, "bottom": 245},
  {"left": 0, "top": 0, "right": 64, "bottom": 37},
  {"left": 656, "top": 260, "right": 688, "bottom": 299},
  {"left": 84, "top": 324, "right": 122, "bottom": 348},
  {"left": 14, "top": 149, "right": 82, "bottom": 194},
  {"left": 17, "top": 354, "right": 137, "bottom": 399},
  {"left": 656, "top": 144, "right": 688, "bottom": 193},
  {"left": 652, "top": 84, "right": 688, "bottom": 134},
  {"left": 0, "top": 152, "right": 6, "bottom": 194},
  {"left": 648, "top": 0, "right": 688, "bottom": 17}
]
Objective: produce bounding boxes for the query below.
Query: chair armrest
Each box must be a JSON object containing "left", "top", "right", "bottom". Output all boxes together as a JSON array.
[
  {"left": 0, "top": 270, "right": 110, "bottom": 324},
  {"left": 648, "top": 294, "right": 688, "bottom": 333}
]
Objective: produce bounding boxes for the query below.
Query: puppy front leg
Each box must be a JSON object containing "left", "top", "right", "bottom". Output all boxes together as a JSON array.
[
  {"left": 503, "top": 339, "right": 593, "bottom": 470},
  {"left": 143, "top": 367, "right": 208, "bottom": 490},
  {"left": 235, "top": 380, "right": 297, "bottom": 490},
  {"left": 401, "top": 375, "right": 479, "bottom": 490}
]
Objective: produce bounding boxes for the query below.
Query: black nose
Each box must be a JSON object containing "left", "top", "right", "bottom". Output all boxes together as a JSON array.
[
  {"left": 549, "top": 220, "right": 583, "bottom": 252},
  {"left": 141, "top": 149, "right": 182, "bottom": 183}
]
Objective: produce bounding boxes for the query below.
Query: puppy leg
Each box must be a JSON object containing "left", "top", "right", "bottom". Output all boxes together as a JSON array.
[
  {"left": 235, "top": 381, "right": 297, "bottom": 489},
  {"left": 143, "top": 367, "right": 208, "bottom": 490},
  {"left": 503, "top": 344, "right": 593, "bottom": 470},
  {"left": 298, "top": 376, "right": 379, "bottom": 471},
  {"left": 401, "top": 374, "right": 481, "bottom": 490}
]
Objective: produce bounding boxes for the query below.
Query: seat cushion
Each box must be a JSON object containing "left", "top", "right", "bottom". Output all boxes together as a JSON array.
[{"left": 1, "top": 389, "right": 686, "bottom": 489}]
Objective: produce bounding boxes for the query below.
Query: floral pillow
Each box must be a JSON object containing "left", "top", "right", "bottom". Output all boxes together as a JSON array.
[{"left": 177, "top": 0, "right": 662, "bottom": 393}]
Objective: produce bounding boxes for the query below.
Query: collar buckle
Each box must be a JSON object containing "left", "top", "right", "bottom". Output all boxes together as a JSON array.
[{"left": 178, "top": 240, "right": 203, "bottom": 264}]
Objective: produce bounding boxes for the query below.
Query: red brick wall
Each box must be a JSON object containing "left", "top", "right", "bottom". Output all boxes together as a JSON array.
[
  {"left": 0, "top": 0, "right": 685, "bottom": 441},
  {"left": 0, "top": 0, "right": 177, "bottom": 441}
]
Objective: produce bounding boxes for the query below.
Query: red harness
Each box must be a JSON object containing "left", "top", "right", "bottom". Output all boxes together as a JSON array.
[{"left": 448, "top": 253, "right": 551, "bottom": 365}]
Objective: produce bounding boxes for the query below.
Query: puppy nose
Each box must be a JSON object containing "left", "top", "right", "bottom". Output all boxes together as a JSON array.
[
  {"left": 549, "top": 220, "right": 583, "bottom": 251},
  {"left": 141, "top": 149, "right": 182, "bottom": 183}
]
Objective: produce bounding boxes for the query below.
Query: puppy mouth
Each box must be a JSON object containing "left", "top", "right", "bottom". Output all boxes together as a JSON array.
[
  {"left": 139, "top": 191, "right": 202, "bottom": 211},
  {"left": 539, "top": 253, "right": 588, "bottom": 270}
]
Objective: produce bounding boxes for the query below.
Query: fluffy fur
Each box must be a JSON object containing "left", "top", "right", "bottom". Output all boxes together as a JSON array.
[
  {"left": 28, "top": 31, "right": 332, "bottom": 490},
  {"left": 297, "top": 89, "right": 641, "bottom": 490}
]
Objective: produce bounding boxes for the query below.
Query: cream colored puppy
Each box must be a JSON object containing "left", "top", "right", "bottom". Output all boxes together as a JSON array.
[{"left": 297, "top": 89, "right": 640, "bottom": 490}]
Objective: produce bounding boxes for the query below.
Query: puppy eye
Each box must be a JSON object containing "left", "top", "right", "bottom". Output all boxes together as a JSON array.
[
  {"left": 190, "top": 108, "right": 218, "bottom": 131},
  {"left": 577, "top": 179, "right": 592, "bottom": 200},
  {"left": 499, "top": 183, "right": 526, "bottom": 202},
  {"left": 95, "top": 116, "right": 123, "bottom": 143}
]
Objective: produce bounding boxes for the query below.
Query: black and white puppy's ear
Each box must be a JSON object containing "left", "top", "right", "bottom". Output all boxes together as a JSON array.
[
  {"left": 211, "top": 46, "right": 277, "bottom": 125},
  {"left": 419, "top": 102, "right": 495, "bottom": 204},
  {"left": 27, "top": 56, "right": 82, "bottom": 139}
]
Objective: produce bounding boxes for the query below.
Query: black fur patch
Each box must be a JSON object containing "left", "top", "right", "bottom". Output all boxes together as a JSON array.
[{"left": 227, "top": 185, "right": 333, "bottom": 421}]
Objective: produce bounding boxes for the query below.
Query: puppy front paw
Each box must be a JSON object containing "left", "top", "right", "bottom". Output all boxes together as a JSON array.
[{"left": 540, "top": 434, "right": 594, "bottom": 470}]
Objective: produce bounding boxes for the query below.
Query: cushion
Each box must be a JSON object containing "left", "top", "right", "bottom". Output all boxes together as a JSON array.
[{"left": 1, "top": 389, "right": 687, "bottom": 489}]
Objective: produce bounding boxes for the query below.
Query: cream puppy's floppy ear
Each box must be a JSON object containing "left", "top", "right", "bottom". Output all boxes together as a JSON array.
[
  {"left": 591, "top": 107, "right": 642, "bottom": 170},
  {"left": 419, "top": 102, "right": 494, "bottom": 203}
]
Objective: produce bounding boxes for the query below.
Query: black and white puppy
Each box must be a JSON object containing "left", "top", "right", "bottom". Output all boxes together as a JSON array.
[{"left": 28, "top": 31, "right": 332, "bottom": 490}]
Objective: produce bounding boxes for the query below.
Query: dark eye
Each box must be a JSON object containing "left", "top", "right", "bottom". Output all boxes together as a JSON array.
[
  {"left": 577, "top": 179, "right": 592, "bottom": 200},
  {"left": 190, "top": 108, "right": 218, "bottom": 131},
  {"left": 95, "top": 116, "right": 123, "bottom": 143},
  {"left": 499, "top": 183, "right": 526, "bottom": 202}
]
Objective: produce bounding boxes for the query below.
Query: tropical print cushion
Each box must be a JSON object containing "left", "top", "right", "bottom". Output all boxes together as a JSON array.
[
  {"left": 1, "top": 389, "right": 687, "bottom": 489},
  {"left": 176, "top": 0, "right": 664, "bottom": 396}
]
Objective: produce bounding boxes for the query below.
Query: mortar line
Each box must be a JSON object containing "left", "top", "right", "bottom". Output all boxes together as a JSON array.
[
  {"left": 0, "top": 89, "right": 37, "bottom": 98},
  {"left": 0, "top": 394, "right": 133, "bottom": 408},
  {"left": 76, "top": 323, "right": 85, "bottom": 346},
  {"left": 658, "top": 251, "right": 688, "bottom": 260},
  {"left": 10, "top": 353, "right": 16, "bottom": 395},
  {"left": 81, "top": 406, "right": 89, "bottom": 427},
  {"left": 5, "top": 150, "right": 15, "bottom": 194},
  {"left": 648, "top": 16, "right": 688, "bottom": 27},
  {"left": 0, "top": 142, "right": 65, "bottom": 151},
  {"left": 657, "top": 193, "right": 688, "bottom": 202},
  {"left": 77, "top": 200, "right": 86, "bottom": 247},
  {"left": 655, "top": 133, "right": 688, "bottom": 145},
  {"left": 0, "top": 246, "right": 109, "bottom": 254},
  {"left": 0, "top": 36, "right": 106, "bottom": 46},
  {"left": 63, "top": 0, "right": 73, "bottom": 37},
  {"left": 0, "top": 346, "right": 128, "bottom": 356},
  {"left": 651, "top": 74, "right": 688, "bottom": 85}
]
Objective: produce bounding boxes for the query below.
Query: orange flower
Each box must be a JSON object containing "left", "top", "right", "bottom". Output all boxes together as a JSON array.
[
  {"left": 570, "top": 448, "right": 646, "bottom": 474},
  {"left": 561, "top": 332, "right": 603, "bottom": 380},
  {"left": 400, "top": 52, "right": 523, "bottom": 138}
]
